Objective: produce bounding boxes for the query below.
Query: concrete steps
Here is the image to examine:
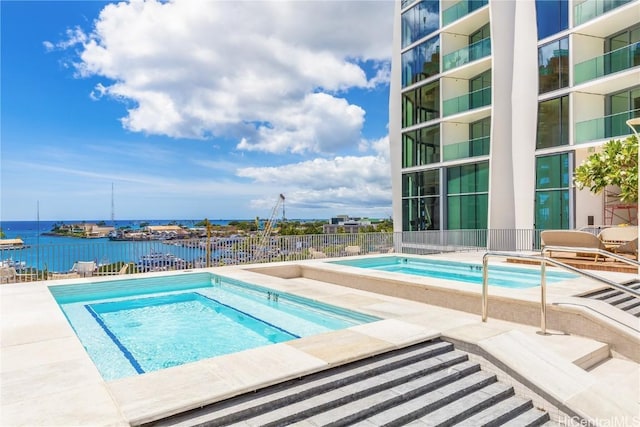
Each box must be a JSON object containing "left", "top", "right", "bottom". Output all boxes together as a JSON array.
[
  {"left": 152, "top": 338, "right": 552, "bottom": 426},
  {"left": 582, "top": 281, "right": 640, "bottom": 317}
]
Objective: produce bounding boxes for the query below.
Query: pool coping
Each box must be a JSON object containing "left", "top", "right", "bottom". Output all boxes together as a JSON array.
[{"left": 1, "top": 253, "right": 639, "bottom": 425}]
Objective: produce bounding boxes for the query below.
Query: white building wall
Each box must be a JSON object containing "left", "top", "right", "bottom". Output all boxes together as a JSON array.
[
  {"left": 574, "top": 146, "right": 605, "bottom": 226},
  {"left": 510, "top": 0, "right": 539, "bottom": 231},
  {"left": 486, "top": 1, "right": 516, "bottom": 234}
]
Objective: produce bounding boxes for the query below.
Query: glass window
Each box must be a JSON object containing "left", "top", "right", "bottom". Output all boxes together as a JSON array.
[
  {"left": 535, "top": 153, "right": 570, "bottom": 230},
  {"left": 538, "top": 37, "right": 569, "bottom": 94},
  {"left": 535, "top": 191, "right": 569, "bottom": 230},
  {"left": 402, "top": 80, "right": 440, "bottom": 128},
  {"left": 446, "top": 162, "right": 489, "bottom": 229},
  {"left": 401, "top": 1, "right": 440, "bottom": 48},
  {"left": 402, "top": 36, "right": 440, "bottom": 88},
  {"left": 607, "top": 87, "right": 640, "bottom": 138},
  {"left": 536, "top": 153, "right": 569, "bottom": 189},
  {"left": 606, "top": 25, "right": 640, "bottom": 74},
  {"left": 401, "top": 0, "right": 418, "bottom": 9},
  {"left": 536, "top": 95, "right": 569, "bottom": 149},
  {"left": 469, "top": 23, "right": 490, "bottom": 44},
  {"left": 402, "top": 169, "right": 440, "bottom": 231},
  {"left": 470, "top": 69, "right": 491, "bottom": 92},
  {"left": 402, "top": 124, "right": 440, "bottom": 167},
  {"left": 470, "top": 117, "right": 491, "bottom": 140},
  {"left": 535, "top": 0, "right": 568, "bottom": 40},
  {"left": 469, "top": 69, "right": 491, "bottom": 110}
]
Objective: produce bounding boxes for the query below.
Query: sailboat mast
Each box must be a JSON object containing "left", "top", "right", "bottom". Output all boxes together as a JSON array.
[{"left": 111, "top": 183, "right": 115, "bottom": 226}]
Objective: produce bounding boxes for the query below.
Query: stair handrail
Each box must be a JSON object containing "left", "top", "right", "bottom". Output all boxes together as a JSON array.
[{"left": 482, "top": 250, "right": 640, "bottom": 335}]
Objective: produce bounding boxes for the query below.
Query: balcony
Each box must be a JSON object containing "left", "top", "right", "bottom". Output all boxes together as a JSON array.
[
  {"left": 574, "top": 0, "right": 633, "bottom": 26},
  {"left": 443, "top": 86, "right": 491, "bottom": 117},
  {"left": 442, "top": 0, "right": 488, "bottom": 26},
  {"left": 401, "top": 0, "right": 418, "bottom": 9},
  {"left": 575, "top": 108, "right": 639, "bottom": 143},
  {"left": 574, "top": 43, "right": 640, "bottom": 84},
  {"left": 443, "top": 38, "right": 491, "bottom": 72},
  {"left": 443, "top": 136, "right": 490, "bottom": 161}
]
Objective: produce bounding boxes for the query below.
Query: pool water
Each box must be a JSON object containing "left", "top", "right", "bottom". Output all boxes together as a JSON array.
[
  {"left": 331, "top": 256, "right": 577, "bottom": 288},
  {"left": 49, "top": 273, "right": 378, "bottom": 380}
]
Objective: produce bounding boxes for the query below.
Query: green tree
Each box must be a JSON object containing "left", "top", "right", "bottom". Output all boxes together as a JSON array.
[
  {"left": 375, "top": 218, "right": 394, "bottom": 232},
  {"left": 573, "top": 135, "right": 638, "bottom": 203},
  {"left": 0, "top": 227, "right": 5, "bottom": 239}
]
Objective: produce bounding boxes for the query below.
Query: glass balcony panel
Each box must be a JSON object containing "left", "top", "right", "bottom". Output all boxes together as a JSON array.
[
  {"left": 574, "top": 43, "right": 639, "bottom": 84},
  {"left": 443, "top": 136, "right": 490, "bottom": 161},
  {"left": 401, "top": 0, "right": 418, "bottom": 9},
  {"left": 574, "top": 0, "right": 632, "bottom": 26},
  {"left": 443, "top": 86, "right": 491, "bottom": 116},
  {"left": 443, "top": 0, "right": 488, "bottom": 26},
  {"left": 575, "top": 108, "right": 640, "bottom": 143},
  {"left": 443, "top": 38, "right": 491, "bottom": 71}
]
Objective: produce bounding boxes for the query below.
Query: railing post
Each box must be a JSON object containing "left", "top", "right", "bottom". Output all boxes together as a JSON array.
[
  {"left": 540, "top": 258, "right": 547, "bottom": 335},
  {"left": 482, "top": 254, "right": 489, "bottom": 322}
]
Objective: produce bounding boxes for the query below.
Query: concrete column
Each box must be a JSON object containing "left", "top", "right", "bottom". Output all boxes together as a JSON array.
[{"left": 487, "top": 0, "right": 538, "bottom": 249}]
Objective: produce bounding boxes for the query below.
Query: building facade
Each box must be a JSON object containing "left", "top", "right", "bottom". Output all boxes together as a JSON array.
[{"left": 390, "top": 0, "right": 639, "bottom": 234}]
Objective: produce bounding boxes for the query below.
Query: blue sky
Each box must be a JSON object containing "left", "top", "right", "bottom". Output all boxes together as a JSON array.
[{"left": 1, "top": 0, "right": 394, "bottom": 221}]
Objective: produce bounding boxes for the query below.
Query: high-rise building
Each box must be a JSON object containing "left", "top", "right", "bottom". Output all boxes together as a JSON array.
[{"left": 390, "top": 0, "right": 639, "bottom": 233}]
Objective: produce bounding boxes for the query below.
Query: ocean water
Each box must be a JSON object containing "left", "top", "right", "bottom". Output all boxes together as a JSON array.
[
  {"left": 0, "top": 220, "right": 232, "bottom": 246},
  {"left": 0, "top": 219, "right": 233, "bottom": 272}
]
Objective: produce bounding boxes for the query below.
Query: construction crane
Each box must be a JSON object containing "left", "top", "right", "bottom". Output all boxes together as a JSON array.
[{"left": 254, "top": 194, "right": 285, "bottom": 260}]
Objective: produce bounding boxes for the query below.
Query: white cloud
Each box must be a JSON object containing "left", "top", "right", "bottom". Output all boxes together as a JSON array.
[
  {"left": 237, "top": 136, "right": 391, "bottom": 212},
  {"left": 59, "top": 0, "right": 394, "bottom": 153},
  {"left": 237, "top": 92, "right": 365, "bottom": 154}
]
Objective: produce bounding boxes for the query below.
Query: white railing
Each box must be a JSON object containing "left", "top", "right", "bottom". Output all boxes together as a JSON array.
[{"left": 0, "top": 229, "right": 548, "bottom": 284}]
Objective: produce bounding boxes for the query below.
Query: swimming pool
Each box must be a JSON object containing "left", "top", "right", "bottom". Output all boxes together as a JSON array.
[
  {"left": 331, "top": 256, "right": 577, "bottom": 288},
  {"left": 49, "top": 272, "right": 379, "bottom": 380}
]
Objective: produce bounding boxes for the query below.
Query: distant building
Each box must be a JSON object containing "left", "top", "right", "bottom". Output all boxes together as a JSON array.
[
  {"left": 0, "top": 238, "right": 25, "bottom": 249},
  {"left": 63, "top": 223, "right": 115, "bottom": 238},
  {"left": 323, "top": 215, "right": 373, "bottom": 234},
  {"left": 145, "top": 225, "right": 189, "bottom": 239}
]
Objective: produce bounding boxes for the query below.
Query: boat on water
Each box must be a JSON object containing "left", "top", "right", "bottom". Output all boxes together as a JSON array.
[
  {"left": 1, "top": 258, "right": 27, "bottom": 271},
  {"left": 137, "top": 252, "right": 187, "bottom": 271}
]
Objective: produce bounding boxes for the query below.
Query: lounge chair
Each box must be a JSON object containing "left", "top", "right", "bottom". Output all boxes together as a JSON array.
[
  {"left": 611, "top": 237, "right": 638, "bottom": 257},
  {"left": 96, "top": 263, "right": 129, "bottom": 276},
  {"left": 48, "top": 272, "right": 81, "bottom": 280},
  {"left": 308, "top": 248, "right": 327, "bottom": 259},
  {"left": 344, "top": 245, "right": 361, "bottom": 256},
  {"left": 597, "top": 226, "right": 638, "bottom": 249},
  {"left": 0, "top": 267, "right": 17, "bottom": 284},
  {"left": 74, "top": 261, "right": 97, "bottom": 277},
  {"left": 540, "top": 230, "right": 607, "bottom": 262}
]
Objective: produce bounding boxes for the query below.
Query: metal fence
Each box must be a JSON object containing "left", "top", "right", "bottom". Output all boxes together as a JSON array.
[{"left": 0, "top": 229, "right": 544, "bottom": 284}]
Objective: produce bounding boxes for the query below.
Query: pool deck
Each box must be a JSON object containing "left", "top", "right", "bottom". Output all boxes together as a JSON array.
[{"left": 1, "top": 252, "right": 639, "bottom": 426}]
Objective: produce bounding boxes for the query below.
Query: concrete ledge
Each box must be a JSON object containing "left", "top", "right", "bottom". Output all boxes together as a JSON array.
[
  {"left": 249, "top": 262, "right": 640, "bottom": 362},
  {"left": 444, "top": 329, "right": 639, "bottom": 427}
]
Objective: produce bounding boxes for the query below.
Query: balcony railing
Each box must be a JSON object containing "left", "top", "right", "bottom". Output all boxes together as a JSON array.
[
  {"left": 574, "top": 43, "right": 640, "bottom": 84},
  {"left": 442, "top": 0, "right": 488, "bottom": 26},
  {"left": 443, "top": 38, "right": 491, "bottom": 71},
  {"left": 401, "top": 0, "right": 419, "bottom": 10},
  {"left": 575, "top": 108, "right": 640, "bottom": 143},
  {"left": 0, "top": 229, "right": 551, "bottom": 284},
  {"left": 443, "top": 136, "right": 490, "bottom": 161},
  {"left": 574, "top": 0, "right": 633, "bottom": 26},
  {"left": 443, "top": 86, "right": 491, "bottom": 116}
]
